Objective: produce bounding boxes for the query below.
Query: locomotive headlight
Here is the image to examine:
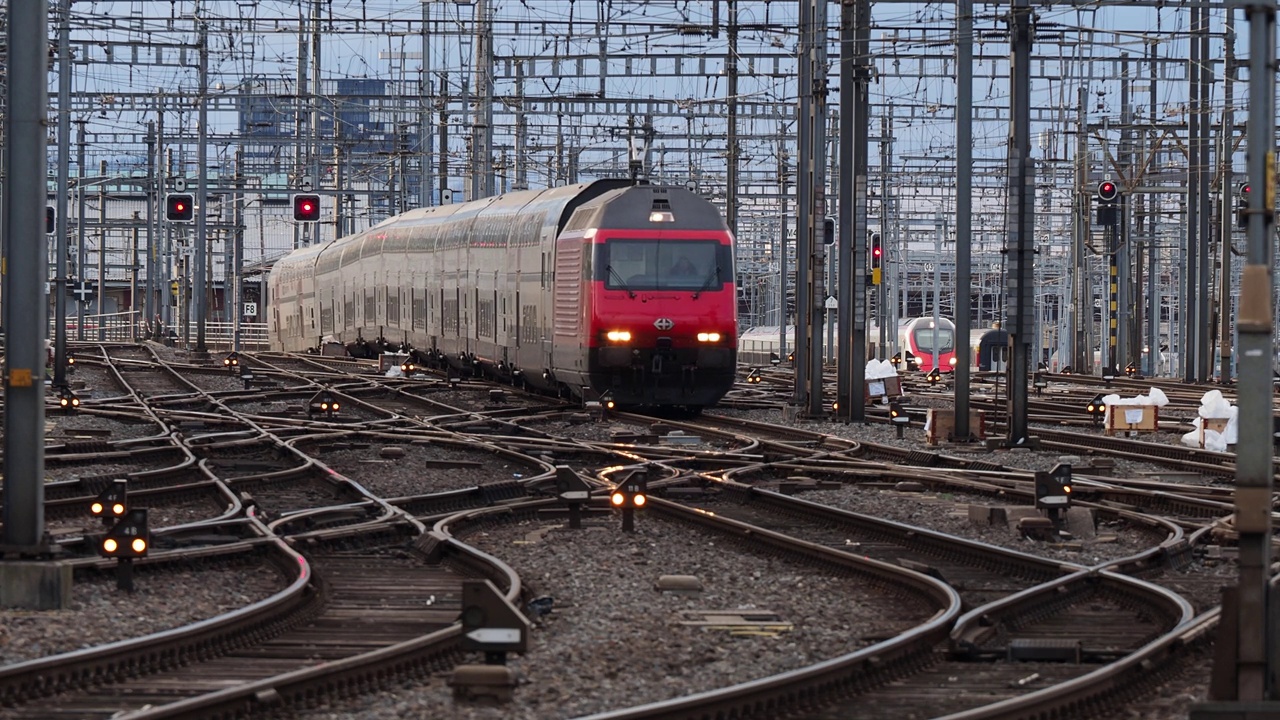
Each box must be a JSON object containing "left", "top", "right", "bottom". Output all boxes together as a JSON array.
[
  {"left": 949, "top": 357, "right": 958, "bottom": 366},
  {"left": 606, "top": 330, "right": 632, "bottom": 343},
  {"left": 697, "top": 332, "right": 721, "bottom": 343},
  {"left": 648, "top": 211, "right": 675, "bottom": 222}
]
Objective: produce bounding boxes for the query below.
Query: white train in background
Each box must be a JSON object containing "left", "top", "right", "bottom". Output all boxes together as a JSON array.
[{"left": 737, "top": 317, "right": 1009, "bottom": 373}]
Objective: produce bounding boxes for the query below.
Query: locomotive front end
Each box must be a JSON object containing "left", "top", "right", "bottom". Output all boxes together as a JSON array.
[{"left": 583, "top": 188, "right": 737, "bottom": 411}]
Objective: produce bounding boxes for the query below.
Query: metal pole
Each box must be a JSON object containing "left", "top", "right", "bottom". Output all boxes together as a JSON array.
[
  {"left": 144, "top": 121, "right": 156, "bottom": 339},
  {"left": 837, "top": 0, "right": 870, "bottom": 422},
  {"left": 1146, "top": 41, "right": 1160, "bottom": 376},
  {"left": 804, "top": 0, "right": 828, "bottom": 416},
  {"left": 1219, "top": 17, "right": 1236, "bottom": 383},
  {"left": 233, "top": 150, "right": 244, "bottom": 353},
  {"left": 130, "top": 221, "right": 139, "bottom": 341},
  {"left": 1232, "top": 0, "right": 1276, "bottom": 701},
  {"left": 2, "top": 0, "right": 50, "bottom": 550},
  {"left": 53, "top": 0, "right": 71, "bottom": 387},
  {"left": 878, "top": 115, "right": 890, "bottom": 355},
  {"left": 1004, "top": 0, "right": 1034, "bottom": 445},
  {"left": 471, "top": 0, "right": 494, "bottom": 200},
  {"left": 779, "top": 139, "right": 789, "bottom": 361},
  {"left": 1117, "top": 55, "right": 1131, "bottom": 371},
  {"left": 310, "top": 0, "right": 323, "bottom": 225},
  {"left": 1184, "top": 12, "right": 1201, "bottom": 381},
  {"left": 954, "top": 0, "right": 973, "bottom": 437},
  {"left": 421, "top": 0, "right": 434, "bottom": 206},
  {"left": 726, "top": 1, "right": 738, "bottom": 237},
  {"left": 1196, "top": 5, "right": 1213, "bottom": 380},
  {"left": 76, "top": 121, "right": 87, "bottom": 341},
  {"left": 96, "top": 161, "right": 106, "bottom": 341},
  {"left": 794, "top": 0, "right": 814, "bottom": 409},
  {"left": 194, "top": 19, "right": 209, "bottom": 352},
  {"left": 1074, "top": 87, "right": 1090, "bottom": 372}
]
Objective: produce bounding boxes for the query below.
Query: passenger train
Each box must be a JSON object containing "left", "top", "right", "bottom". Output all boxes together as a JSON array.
[
  {"left": 739, "top": 316, "right": 962, "bottom": 372},
  {"left": 269, "top": 179, "right": 738, "bottom": 411}
]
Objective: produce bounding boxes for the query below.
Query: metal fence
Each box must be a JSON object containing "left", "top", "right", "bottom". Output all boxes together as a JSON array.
[{"left": 52, "top": 311, "right": 270, "bottom": 350}]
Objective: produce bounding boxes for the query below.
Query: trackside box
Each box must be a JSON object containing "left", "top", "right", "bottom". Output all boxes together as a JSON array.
[
  {"left": 1104, "top": 404, "right": 1158, "bottom": 435},
  {"left": 926, "top": 409, "right": 986, "bottom": 445},
  {"left": 1196, "top": 417, "right": 1231, "bottom": 448},
  {"left": 864, "top": 376, "right": 902, "bottom": 403}
]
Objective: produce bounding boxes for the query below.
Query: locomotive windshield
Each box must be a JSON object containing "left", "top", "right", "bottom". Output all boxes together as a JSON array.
[
  {"left": 595, "top": 240, "right": 728, "bottom": 291},
  {"left": 913, "top": 325, "right": 955, "bottom": 353}
]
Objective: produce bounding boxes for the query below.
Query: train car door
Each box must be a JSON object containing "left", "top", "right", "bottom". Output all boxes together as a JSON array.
[
  {"left": 539, "top": 239, "right": 554, "bottom": 378},
  {"left": 551, "top": 234, "right": 584, "bottom": 374}
]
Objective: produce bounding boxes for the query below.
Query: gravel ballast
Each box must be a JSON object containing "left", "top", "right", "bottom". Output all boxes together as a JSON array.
[{"left": 278, "top": 513, "right": 936, "bottom": 720}]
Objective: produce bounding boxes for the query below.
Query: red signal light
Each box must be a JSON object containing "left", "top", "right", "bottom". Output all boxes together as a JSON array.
[
  {"left": 292, "top": 194, "right": 321, "bottom": 222},
  {"left": 165, "top": 193, "right": 195, "bottom": 222},
  {"left": 1097, "top": 181, "right": 1119, "bottom": 202}
]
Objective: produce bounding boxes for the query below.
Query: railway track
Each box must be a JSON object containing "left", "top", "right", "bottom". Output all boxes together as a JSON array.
[{"left": 0, "top": 347, "right": 1262, "bottom": 719}]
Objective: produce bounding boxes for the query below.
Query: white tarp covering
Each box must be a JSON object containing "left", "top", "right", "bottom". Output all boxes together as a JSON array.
[
  {"left": 1180, "top": 390, "right": 1237, "bottom": 450},
  {"left": 865, "top": 359, "right": 898, "bottom": 380}
]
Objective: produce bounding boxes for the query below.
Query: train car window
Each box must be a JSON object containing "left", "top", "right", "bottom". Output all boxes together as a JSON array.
[{"left": 595, "top": 240, "right": 723, "bottom": 291}]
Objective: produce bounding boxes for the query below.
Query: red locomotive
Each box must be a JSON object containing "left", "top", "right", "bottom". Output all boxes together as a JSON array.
[{"left": 269, "top": 179, "right": 738, "bottom": 412}]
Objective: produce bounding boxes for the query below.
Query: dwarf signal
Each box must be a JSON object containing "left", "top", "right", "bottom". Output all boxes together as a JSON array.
[
  {"left": 89, "top": 479, "right": 129, "bottom": 527},
  {"left": 99, "top": 507, "right": 151, "bottom": 591},
  {"left": 611, "top": 468, "right": 649, "bottom": 532}
]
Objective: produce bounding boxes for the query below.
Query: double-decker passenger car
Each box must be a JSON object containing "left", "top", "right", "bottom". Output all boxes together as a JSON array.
[{"left": 269, "top": 179, "right": 738, "bottom": 412}]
